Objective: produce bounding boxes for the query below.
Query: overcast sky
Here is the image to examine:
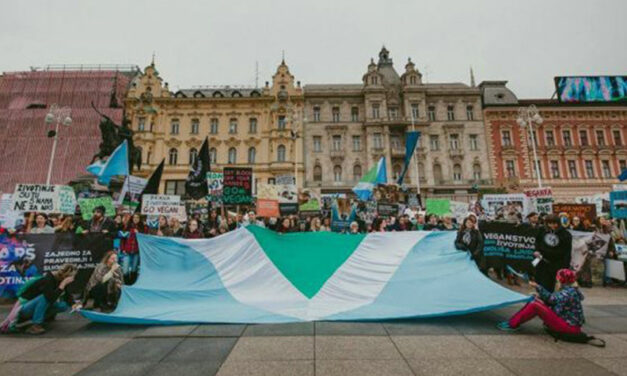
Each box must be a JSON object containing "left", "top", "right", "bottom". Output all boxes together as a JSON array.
[{"left": 1, "top": 0, "right": 625, "bottom": 98}]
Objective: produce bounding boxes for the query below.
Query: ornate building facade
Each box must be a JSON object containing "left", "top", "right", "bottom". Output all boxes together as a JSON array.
[
  {"left": 303, "top": 47, "right": 492, "bottom": 201},
  {"left": 481, "top": 81, "right": 627, "bottom": 201},
  {"left": 125, "top": 61, "right": 304, "bottom": 195}
]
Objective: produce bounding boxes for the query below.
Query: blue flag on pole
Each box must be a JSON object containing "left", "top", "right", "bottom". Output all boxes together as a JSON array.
[
  {"left": 619, "top": 168, "right": 627, "bottom": 182},
  {"left": 86, "top": 140, "right": 129, "bottom": 185},
  {"left": 397, "top": 131, "right": 421, "bottom": 185},
  {"left": 352, "top": 157, "right": 387, "bottom": 201}
]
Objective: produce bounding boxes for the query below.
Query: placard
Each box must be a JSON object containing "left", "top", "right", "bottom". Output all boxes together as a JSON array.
[
  {"left": 553, "top": 203, "right": 597, "bottom": 227},
  {"left": 223, "top": 168, "right": 253, "bottom": 205},
  {"left": 479, "top": 221, "right": 537, "bottom": 273},
  {"left": 141, "top": 194, "right": 182, "bottom": 217},
  {"left": 450, "top": 201, "right": 470, "bottom": 223},
  {"left": 377, "top": 203, "right": 399, "bottom": 217},
  {"left": 11, "top": 184, "right": 76, "bottom": 214},
  {"left": 279, "top": 203, "right": 299, "bottom": 216},
  {"left": 276, "top": 175, "right": 295, "bottom": 185},
  {"left": 256, "top": 199, "right": 280, "bottom": 217},
  {"left": 206, "top": 172, "right": 224, "bottom": 203},
  {"left": 426, "top": 198, "right": 450, "bottom": 216},
  {"left": 482, "top": 193, "right": 530, "bottom": 217},
  {"left": 610, "top": 191, "right": 627, "bottom": 219},
  {"left": 524, "top": 187, "right": 553, "bottom": 214},
  {"left": 78, "top": 197, "right": 116, "bottom": 220},
  {"left": 116, "top": 175, "right": 148, "bottom": 209}
]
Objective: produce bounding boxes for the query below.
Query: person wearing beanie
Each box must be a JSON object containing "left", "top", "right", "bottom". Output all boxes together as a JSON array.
[
  {"left": 498, "top": 268, "right": 585, "bottom": 334},
  {"left": 534, "top": 214, "right": 572, "bottom": 292}
]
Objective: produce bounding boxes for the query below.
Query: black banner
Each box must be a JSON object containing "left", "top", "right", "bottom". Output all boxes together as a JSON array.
[
  {"left": 479, "top": 221, "right": 539, "bottom": 273},
  {"left": 0, "top": 233, "right": 112, "bottom": 299},
  {"left": 377, "top": 203, "right": 399, "bottom": 217},
  {"left": 279, "top": 203, "right": 299, "bottom": 216}
]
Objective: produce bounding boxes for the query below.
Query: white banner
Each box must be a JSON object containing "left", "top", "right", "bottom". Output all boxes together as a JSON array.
[
  {"left": 257, "top": 183, "right": 297, "bottom": 203},
  {"left": 11, "top": 184, "right": 76, "bottom": 214},
  {"left": 141, "top": 194, "right": 182, "bottom": 216},
  {"left": 481, "top": 193, "right": 531, "bottom": 217}
]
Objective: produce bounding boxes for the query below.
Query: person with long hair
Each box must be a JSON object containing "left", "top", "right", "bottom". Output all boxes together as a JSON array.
[
  {"left": 455, "top": 216, "right": 485, "bottom": 272},
  {"left": 119, "top": 213, "right": 147, "bottom": 284},
  {"left": 28, "top": 213, "right": 54, "bottom": 234},
  {"left": 534, "top": 214, "right": 572, "bottom": 292},
  {"left": 82, "top": 251, "right": 123, "bottom": 311},
  {"left": 498, "top": 269, "right": 585, "bottom": 335},
  {"left": 183, "top": 219, "right": 204, "bottom": 239},
  {"left": 155, "top": 215, "right": 173, "bottom": 237},
  {"left": 10, "top": 264, "right": 78, "bottom": 334}
]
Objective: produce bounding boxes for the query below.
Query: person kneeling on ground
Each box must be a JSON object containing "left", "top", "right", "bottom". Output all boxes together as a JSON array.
[
  {"left": 14, "top": 264, "right": 78, "bottom": 335},
  {"left": 82, "top": 251, "right": 123, "bottom": 312},
  {"left": 498, "top": 269, "right": 584, "bottom": 335}
]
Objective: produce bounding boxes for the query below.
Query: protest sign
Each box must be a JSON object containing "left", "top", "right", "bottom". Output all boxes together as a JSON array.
[
  {"left": 575, "top": 193, "right": 610, "bottom": 215},
  {"left": 479, "top": 221, "right": 537, "bottom": 273},
  {"left": 426, "top": 198, "right": 450, "bottom": 216},
  {"left": 570, "top": 231, "right": 611, "bottom": 272},
  {"left": 0, "top": 233, "right": 112, "bottom": 298},
  {"left": 524, "top": 187, "right": 554, "bottom": 214},
  {"left": 78, "top": 196, "right": 116, "bottom": 220},
  {"left": 0, "top": 194, "right": 21, "bottom": 229},
  {"left": 605, "top": 259, "right": 626, "bottom": 281},
  {"left": 377, "top": 203, "right": 399, "bottom": 217},
  {"left": 276, "top": 175, "right": 295, "bottom": 185},
  {"left": 185, "top": 200, "right": 208, "bottom": 223},
  {"left": 356, "top": 201, "right": 377, "bottom": 224},
  {"left": 116, "top": 176, "right": 148, "bottom": 209},
  {"left": 450, "top": 201, "right": 470, "bottom": 223},
  {"left": 141, "top": 194, "right": 182, "bottom": 217},
  {"left": 223, "top": 168, "right": 253, "bottom": 205},
  {"left": 257, "top": 183, "right": 297, "bottom": 203},
  {"left": 482, "top": 194, "right": 530, "bottom": 218},
  {"left": 206, "top": 172, "right": 224, "bottom": 203},
  {"left": 12, "top": 184, "right": 76, "bottom": 214},
  {"left": 610, "top": 191, "right": 627, "bottom": 219},
  {"left": 279, "top": 203, "right": 299, "bottom": 216},
  {"left": 613, "top": 184, "right": 627, "bottom": 192},
  {"left": 257, "top": 199, "right": 280, "bottom": 217},
  {"left": 553, "top": 203, "right": 597, "bottom": 227}
]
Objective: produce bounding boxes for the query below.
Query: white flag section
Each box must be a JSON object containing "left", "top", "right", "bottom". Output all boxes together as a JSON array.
[{"left": 83, "top": 226, "right": 529, "bottom": 324}]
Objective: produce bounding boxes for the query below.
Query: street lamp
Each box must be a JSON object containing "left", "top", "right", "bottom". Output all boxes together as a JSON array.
[
  {"left": 45, "top": 104, "right": 72, "bottom": 185},
  {"left": 517, "top": 105, "right": 543, "bottom": 188}
]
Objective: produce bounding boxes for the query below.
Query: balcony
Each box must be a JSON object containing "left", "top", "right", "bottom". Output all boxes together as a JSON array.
[
  {"left": 330, "top": 149, "right": 345, "bottom": 160},
  {"left": 391, "top": 147, "right": 405, "bottom": 157},
  {"left": 448, "top": 149, "right": 464, "bottom": 158}
]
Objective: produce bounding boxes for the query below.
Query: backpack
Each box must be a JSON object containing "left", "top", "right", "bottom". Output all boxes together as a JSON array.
[{"left": 544, "top": 327, "right": 606, "bottom": 348}]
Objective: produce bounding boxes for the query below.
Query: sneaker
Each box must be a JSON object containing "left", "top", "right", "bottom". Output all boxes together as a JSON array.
[
  {"left": 25, "top": 324, "right": 46, "bottom": 335},
  {"left": 497, "top": 321, "right": 519, "bottom": 332}
]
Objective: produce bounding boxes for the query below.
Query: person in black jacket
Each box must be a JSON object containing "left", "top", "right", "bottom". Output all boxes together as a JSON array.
[
  {"left": 17, "top": 264, "right": 78, "bottom": 334},
  {"left": 534, "top": 214, "right": 572, "bottom": 292},
  {"left": 455, "top": 216, "right": 485, "bottom": 273}
]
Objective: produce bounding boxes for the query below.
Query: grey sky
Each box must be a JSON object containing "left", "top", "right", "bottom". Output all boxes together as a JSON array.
[{"left": 1, "top": 0, "right": 625, "bottom": 98}]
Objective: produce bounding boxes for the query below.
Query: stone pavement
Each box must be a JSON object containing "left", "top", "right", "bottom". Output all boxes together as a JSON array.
[{"left": 1, "top": 286, "right": 627, "bottom": 376}]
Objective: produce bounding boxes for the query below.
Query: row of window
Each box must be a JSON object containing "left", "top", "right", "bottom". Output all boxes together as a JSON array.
[
  {"left": 312, "top": 104, "right": 475, "bottom": 122},
  {"left": 311, "top": 133, "right": 479, "bottom": 152},
  {"left": 504, "top": 159, "right": 627, "bottom": 179},
  {"left": 311, "top": 162, "right": 483, "bottom": 183},
  {"left": 138, "top": 117, "right": 265, "bottom": 135},
  {"left": 501, "top": 128, "right": 623, "bottom": 148},
  {"left": 167, "top": 145, "right": 289, "bottom": 165}
]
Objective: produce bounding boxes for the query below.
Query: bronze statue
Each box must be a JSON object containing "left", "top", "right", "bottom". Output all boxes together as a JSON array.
[{"left": 90, "top": 102, "right": 141, "bottom": 172}]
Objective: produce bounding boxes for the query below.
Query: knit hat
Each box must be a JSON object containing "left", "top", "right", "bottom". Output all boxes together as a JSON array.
[{"left": 556, "top": 269, "right": 577, "bottom": 285}]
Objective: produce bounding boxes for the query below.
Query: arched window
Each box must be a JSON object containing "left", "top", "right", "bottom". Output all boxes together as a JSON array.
[
  {"left": 229, "top": 118, "right": 238, "bottom": 134},
  {"left": 393, "top": 164, "right": 402, "bottom": 180},
  {"left": 433, "top": 163, "right": 442, "bottom": 184},
  {"left": 248, "top": 147, "right": 256, "bottom": 164},
  {"left": 209, "top": 147, "right": 217, "bottom": 164},
  {"left": 353, "top": 164, "right": 362, "bottom": 181},
  {"left": 453, "top": 164, "right": 462, "bottom": 181},
  {"left": 228, "top": 147, "right": 237, "bottom": 164},
  {"left": 277, "top": 144, "right": 286, "bottom": 162},
  {"left": 170, "top": 119, "right": 179, "bottom": 134},
  {"left": 190, "top": 118, "right": 199, "bottom": 134},
  {"left": 473, "top": 164, "right": 481, "bottom": 180},
  {"left": 189, "top": 148, "right": 198, "bottom": 165},
  {"left": 168, "top": 148, "right": 178, "bottom": 165},
  {"left": 314, "top": 164, "right": 322, "bottom": 181},
  {"left": 333, "top": 165, "right": 342, "bottom": 182},
  {"left": 410, "top": 75, "right": 417, "bottom": 85}
]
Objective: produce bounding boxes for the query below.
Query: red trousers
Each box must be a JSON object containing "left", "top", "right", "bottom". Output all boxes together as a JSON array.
[{"left": 508, "top": 299, "right": 581, "bottom": 334}]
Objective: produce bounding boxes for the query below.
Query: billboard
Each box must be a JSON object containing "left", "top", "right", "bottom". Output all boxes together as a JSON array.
[{"left": 555, "top": 76, "right": 627, "bottom": 103}]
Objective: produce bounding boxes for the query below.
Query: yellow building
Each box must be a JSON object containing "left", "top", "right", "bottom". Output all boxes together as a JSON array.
[{"left": 125, "top": 61, "right": 304, "bottom": 195}]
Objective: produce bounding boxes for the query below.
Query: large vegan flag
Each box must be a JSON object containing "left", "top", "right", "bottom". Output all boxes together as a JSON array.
[
  {"left": 185, "top": 137, "right": 210, "bottom": 199},
  {"left": 397, "top": 131, "right": 421, "bottom": 185},
  {"left": 82, "top": 227, "right": 529, "bottom": 324},
  {"left": 352, "top": 157, "right": 387, "bottom": 201},
  {"left": 86, "top": 140, "right": 129, "bottom": 185}
]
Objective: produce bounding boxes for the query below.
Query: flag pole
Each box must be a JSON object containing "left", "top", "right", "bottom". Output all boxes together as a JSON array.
[{"left": 411, "top": 113, "right": 421, "bottom": 201}]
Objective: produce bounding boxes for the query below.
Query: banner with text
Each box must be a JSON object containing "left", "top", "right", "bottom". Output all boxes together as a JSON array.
[
  {"left": 223, "top": 168, "right": 253, "bottom": 205},
  {"left": 479, "top": 221, "right": 538, "bottom": 273},
  {"left": 524, "top": 187, "right": 554, "bottom": 214},
  {"left": 11, "top": 184, "right": 76, "bottom": 214},
  {"left": 553, "top": 203, "right": 597, "bottom": 227}
]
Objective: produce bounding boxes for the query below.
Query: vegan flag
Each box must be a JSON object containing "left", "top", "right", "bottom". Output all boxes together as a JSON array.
[
  {"left": 82, "top": 227, "right": 529, "bottom": 324},
  {"left": 86, "top": 140, "right": 129, "bottom": 185},
  {"left": 134, "top": 159, "right": 164, "bottom": 214},
  {"left": 185, "top": 137, "right": 210, "bottom": 199},
  {"left": 352, "top": 157, "right": 387, "bottom": 201},
  {"left": 397, "top": 131, "right": 421, "bottom": 185}
]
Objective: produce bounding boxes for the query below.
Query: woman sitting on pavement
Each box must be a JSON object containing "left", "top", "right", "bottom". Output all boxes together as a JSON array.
[
  {"left": 497, "top": 269, "right": 584, "bottom": 335},
  {"left": 9, "top": 264, "right": 78, "bottom": 335},
  {"left": 82, "top": 251, "right": 124, "bottom": 312}
]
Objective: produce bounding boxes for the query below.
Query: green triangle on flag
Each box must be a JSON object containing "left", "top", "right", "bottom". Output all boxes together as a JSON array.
[{"left": 246, "top": 225, "right": 365, "bottom": 298}]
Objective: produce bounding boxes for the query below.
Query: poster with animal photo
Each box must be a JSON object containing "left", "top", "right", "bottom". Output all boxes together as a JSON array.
[{"left": 481, "top": 194, "right": 530, "bottom": 219}]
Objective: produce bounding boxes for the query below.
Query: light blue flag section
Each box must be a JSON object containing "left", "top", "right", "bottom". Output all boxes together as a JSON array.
[
  {"left": 352, "top": 157, "right": 388, "bottom": 201},
  {"left": 86, "top": 140, "right": 129, "bottom": 185},
  {"left": 397, "top": 131, "right": 420, "bottom": 185},
  {"left": 82, "top": 227, "right": 530, "bottom": 325}
]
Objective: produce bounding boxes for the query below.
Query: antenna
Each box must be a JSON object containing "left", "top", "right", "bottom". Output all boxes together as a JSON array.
[
  {"left": 281, "top": 50, "right": 285, "bottom": 63},
  {"left": 151, "top": 51, "right": 156, "bottom": 65},
  {"left": 255, "top": 61, "right": 259, "bottom": 88}
]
